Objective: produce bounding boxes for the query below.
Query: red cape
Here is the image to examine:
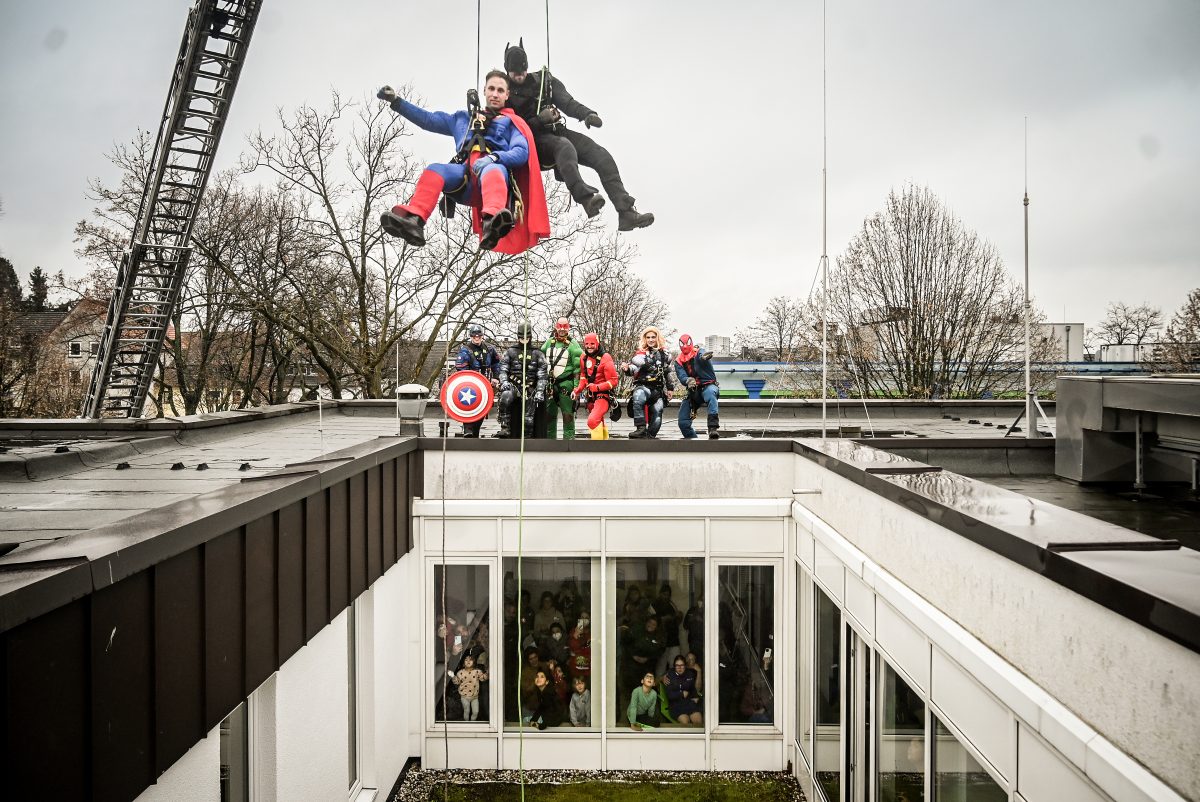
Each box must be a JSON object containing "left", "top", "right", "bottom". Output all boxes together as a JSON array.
[{"left": 472, "top": 109, "right": 551, "bottom": 255}]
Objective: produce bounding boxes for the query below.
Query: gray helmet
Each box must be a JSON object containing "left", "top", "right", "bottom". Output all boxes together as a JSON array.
[
  {"left": 469, "top": 324, "right": 484, "bottom": 336},
  {"left": 516, "top": 322, "right": 533, "bottom": 343}
]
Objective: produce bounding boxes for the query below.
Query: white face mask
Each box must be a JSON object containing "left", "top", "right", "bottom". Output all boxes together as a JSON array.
[{"left": 553, "top": 633, "right": 562, "bottom": 640}]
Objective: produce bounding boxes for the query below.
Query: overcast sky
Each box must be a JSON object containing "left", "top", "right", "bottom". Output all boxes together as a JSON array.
[{"left": 1, "top": 0, "right": 1197, "bottom": 342}]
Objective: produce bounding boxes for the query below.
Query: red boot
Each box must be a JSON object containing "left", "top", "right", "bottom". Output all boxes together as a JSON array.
[{"left": 381, "top": 170, "right": 445, "bottom": 246}]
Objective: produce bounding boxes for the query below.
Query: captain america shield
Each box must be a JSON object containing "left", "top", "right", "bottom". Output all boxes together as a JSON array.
[{"left": 440, "top": 370, "right": 495, "bottom": 423}]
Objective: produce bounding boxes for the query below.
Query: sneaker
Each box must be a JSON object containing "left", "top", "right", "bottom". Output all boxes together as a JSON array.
[
  {"left": 628, "top": 427, "right": 649, "bottom": 439},
  {"left": 380, "top": 210, "right": 426, "bottom": 247},
  {"left": 617, "top": 209, "right": 655, "bottom": 232}
]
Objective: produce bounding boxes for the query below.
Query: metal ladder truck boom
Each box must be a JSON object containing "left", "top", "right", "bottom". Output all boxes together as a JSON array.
[{"left": 82, "top": 0, "right": 261, "bottom": 418}]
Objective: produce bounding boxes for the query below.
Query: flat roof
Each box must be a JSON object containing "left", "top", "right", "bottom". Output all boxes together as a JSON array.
[{"left": 4, "top": 400, "right": 1192, "bottom": 656}]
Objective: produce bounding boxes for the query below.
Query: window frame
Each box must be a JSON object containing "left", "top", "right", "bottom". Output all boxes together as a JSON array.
[
  {"left": 425, "top": 557, "right": 496, "bottom": 732},
  {"left": 710, "top": 557, "right": 782, "bottom": 734}
]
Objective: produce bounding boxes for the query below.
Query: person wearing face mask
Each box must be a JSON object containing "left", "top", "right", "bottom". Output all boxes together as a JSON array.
[
  {"left": 542, "top": 621, "right": 571, "bottom": 668},
  {"left": 674, "top": 333, "right": 721, "bottom": 439},
  {"left": 571, "top": 332, "right": 619, "bottom": 440},
  {"left": 495, "top": 321, "right": 548, "bottom": 438},
  {"left": 377, "top": 71, "right": 549, "bottom": 253},
  {"left": 541, "top": 317, "right": 583, "bottom": 439},
  {"left": 622, "top": 326, "right": 675, "bottom": 439}
]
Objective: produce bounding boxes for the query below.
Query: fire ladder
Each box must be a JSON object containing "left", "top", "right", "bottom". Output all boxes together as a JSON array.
[{"left": 83, "top": 0, "right": 261, "bottom": 418}]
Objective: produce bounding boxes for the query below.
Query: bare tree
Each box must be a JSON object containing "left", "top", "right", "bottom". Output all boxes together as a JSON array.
[
  {"left": 569, "top": 265, "right": 671, "bottom": 389},
  {"left": 824, "top": 184, "right": 1049, "bottom": 399},
  {"left": 237, "top": 91, "right": 635, "bottom": 395},
  {"left": 736, "top": 296, "right": 811, "bottom": 361},
  {"left": 1159, "top": 288, "right": 1200, "bottom": 370},
  {"left": 1096, "top": 302, "right": 1163, "bottom": 346}
]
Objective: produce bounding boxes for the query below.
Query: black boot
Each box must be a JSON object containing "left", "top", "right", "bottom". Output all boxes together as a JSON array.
[
  {"left": 707, "top": 413, "right": 720, "bottom": 440},
  {"left": 480, "top": 208, "right": 515, "bottom": 250},
  {"left": 380, "top": 210, "right": 426, "bottom": 247},
  {"left": 580, "top": 193, "right": 605, "bottom": 218},
  {"left": 617, "top": 209, "right": 655, "bottom": 231},
  {"left": 628, "top": 425, "right": 649, "bottom": 439}
]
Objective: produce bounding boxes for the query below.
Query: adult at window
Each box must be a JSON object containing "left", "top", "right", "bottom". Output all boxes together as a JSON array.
[{"left": 662, "top": 655, "right": 703, "bottom": 726}]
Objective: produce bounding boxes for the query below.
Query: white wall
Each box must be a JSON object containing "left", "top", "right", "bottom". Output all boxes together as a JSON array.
[
  {"left": 793, "top": 456, "right": 1200, "bottom": 800},
  {"left": 424, "top": 451, "right": 796, "bottom": 500},
  {"left": 275, "top": 609, "right": 351, "bottom": 802},
  {"left": 134, "top": 722, "right": 220, "bottom": 802},
  {"left": 373, "top": 551, "right": 419, "bottom": 790}
]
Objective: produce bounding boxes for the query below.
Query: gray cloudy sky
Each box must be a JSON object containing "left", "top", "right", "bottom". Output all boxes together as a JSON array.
[{"left": 1, "top": 0, "right": 1197, "bottom": 341}]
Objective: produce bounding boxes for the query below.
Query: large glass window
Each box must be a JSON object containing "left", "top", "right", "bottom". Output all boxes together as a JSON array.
[
  {"left": 880, "top": 661, "right": 925, "bottom": 802},
  {"left": 933, "top": 717, "right": 1006, "bottom": 801},
  {"left": 433, "top": 564, "right": 490, "bottom": 723},
  {"left": 815, "top": 585, "right": 842, "bottom": 802},
  {"left": 608, "top": 557, "right": 704, "bottom": 730},
  {"left": 717, "top": 565, "right": 775, "bottom": 725},
  {"left": 797, "top": 567, "right": 813, "bottom": 762},
  {"left": 503, "top": 557, "right": 594, "bottom": 729}
]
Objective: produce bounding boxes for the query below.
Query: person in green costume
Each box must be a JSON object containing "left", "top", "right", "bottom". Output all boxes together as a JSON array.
[{"left": 541, "top": 317, "right": 584, "bottom": 439}]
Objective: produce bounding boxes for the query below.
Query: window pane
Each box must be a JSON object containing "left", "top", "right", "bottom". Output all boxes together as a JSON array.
[
  {"left": 219, "top": 702, "right": 248, "bottom": 802},
  {"left": 815, "top": 585, "right": 841, "bottom": 802},
  {"left": 503, "top": 557, "right": 593, "bottom": 729},
  {"left": 880, "top": 661, "right": 925, "bottom": 802},
  {"left": 608, "top": 557, "right": 704, "bottom": 730},
  {"left": 434, "top": 564, "right": 490, "bottom": 723},
  {"left": 798, "top": 568, "right": 813, "bottom": 762},
  {"left": 933, "top": 717, "right": 1007, "bottom": 802},
  {"left": 717, "top": 565, "right": 775, "bottom": 725}
]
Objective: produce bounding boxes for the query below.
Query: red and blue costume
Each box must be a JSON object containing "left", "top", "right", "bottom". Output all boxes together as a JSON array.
[{"left": 388, "top": 97, "right": 550, "bottom": 254}]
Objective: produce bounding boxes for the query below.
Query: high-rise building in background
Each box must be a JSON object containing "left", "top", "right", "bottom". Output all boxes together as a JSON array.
[{"left": 704, "top": 335, "right": 733, "bottom": 357}]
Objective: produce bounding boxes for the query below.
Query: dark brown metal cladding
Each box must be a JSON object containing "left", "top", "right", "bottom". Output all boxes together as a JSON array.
[
  {"left": 367, "top": 465, "right": 383, "bottom": 585},
  {"left": 304, "top": 490, "right": 330, "bottom": 641},
  {"left": 277, "top": 501, "right": 305, "bottom": 664},
  {"left": 382, "top": 459, "right": 397, "bottom": 568},
  {"left": 0, "top": 433, "right": 423, "bottom": 802},
  {"left": 204, "top": 528, "right": 245, "bottom": 729},
  {"left": 4, "top": 600, "right": 90, "bottom": 799},
  {"left": 349, "top": 472, "right": 368, "bottom": 599},
  {"left": 244, "top": 514, "right": 278, "bottom": 693},
  {"left": 92, "top": 570, "right": 155, "bottom": 801},
  {"left": 154, "top": 549, "right": 205, "bottom": 777},
  {"left": 328, "top": 481, "right": 350, "bottom": 617}
]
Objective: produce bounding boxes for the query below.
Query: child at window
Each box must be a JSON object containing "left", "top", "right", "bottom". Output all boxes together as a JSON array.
[
  {"left": 449, "top": 653, "right": 488, "bottom": 721},
  {"left": 569, "top": 676, "right": 591, "bottom": 727},
  {"left": 627, "top": 672, "right": 660, "bottom": 730}
]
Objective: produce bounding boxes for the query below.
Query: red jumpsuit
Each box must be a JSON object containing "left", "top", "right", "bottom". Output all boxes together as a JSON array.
[{"left": 576, "top": 345, "right": 619, "bottom": 434}]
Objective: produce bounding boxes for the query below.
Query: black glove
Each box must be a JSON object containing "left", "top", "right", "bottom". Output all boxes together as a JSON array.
[
  {"left": 584, "top": 112, "right": 602, "bottom": 129},
  {"left": 537, "top": 106, "right": 561, "bottom": 126},
  {"left": 377, "top": 85, "right": 398, "bottom": 103}
]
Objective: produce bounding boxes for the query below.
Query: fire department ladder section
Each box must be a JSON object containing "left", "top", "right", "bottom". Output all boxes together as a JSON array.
[{"left": 83, "top": 0, "right": 261, "bottom": 418}]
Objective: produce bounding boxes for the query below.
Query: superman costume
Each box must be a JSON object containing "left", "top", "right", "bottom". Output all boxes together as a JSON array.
[{"left": 382, "top": 96, "right": 550, "bottom": 254}]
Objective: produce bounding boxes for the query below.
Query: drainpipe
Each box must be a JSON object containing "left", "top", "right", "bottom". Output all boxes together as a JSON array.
[{"left": 1134, "top": 412, "right": 1146, "bottom": 493}]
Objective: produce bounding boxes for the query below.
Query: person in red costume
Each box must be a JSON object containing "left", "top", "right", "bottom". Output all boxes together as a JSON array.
[
  {"left": 571, "top": 332, "right": 618, "bottom": 440},
  {"left": 377, "top": 71, "right": 550, "bottom": 254}
]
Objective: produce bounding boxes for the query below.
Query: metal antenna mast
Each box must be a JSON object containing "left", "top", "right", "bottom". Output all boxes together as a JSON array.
[
  {"left": 820, "top": 0, "right": 829, "bottom": 439},
  {"left": 83, "top": 0, "right": 261, "bottom": 418},
  {"left": 1024, "top": 117, "right": 1034, "bottom": 439}
]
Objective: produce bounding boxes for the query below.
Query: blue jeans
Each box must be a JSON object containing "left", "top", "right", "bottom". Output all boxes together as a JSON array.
[
  {"left": 678, "top": 384, "right": 719, "bottom": 438},
  {"left": 631, "top": 385, "right": 665, "bottom": 434}
]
